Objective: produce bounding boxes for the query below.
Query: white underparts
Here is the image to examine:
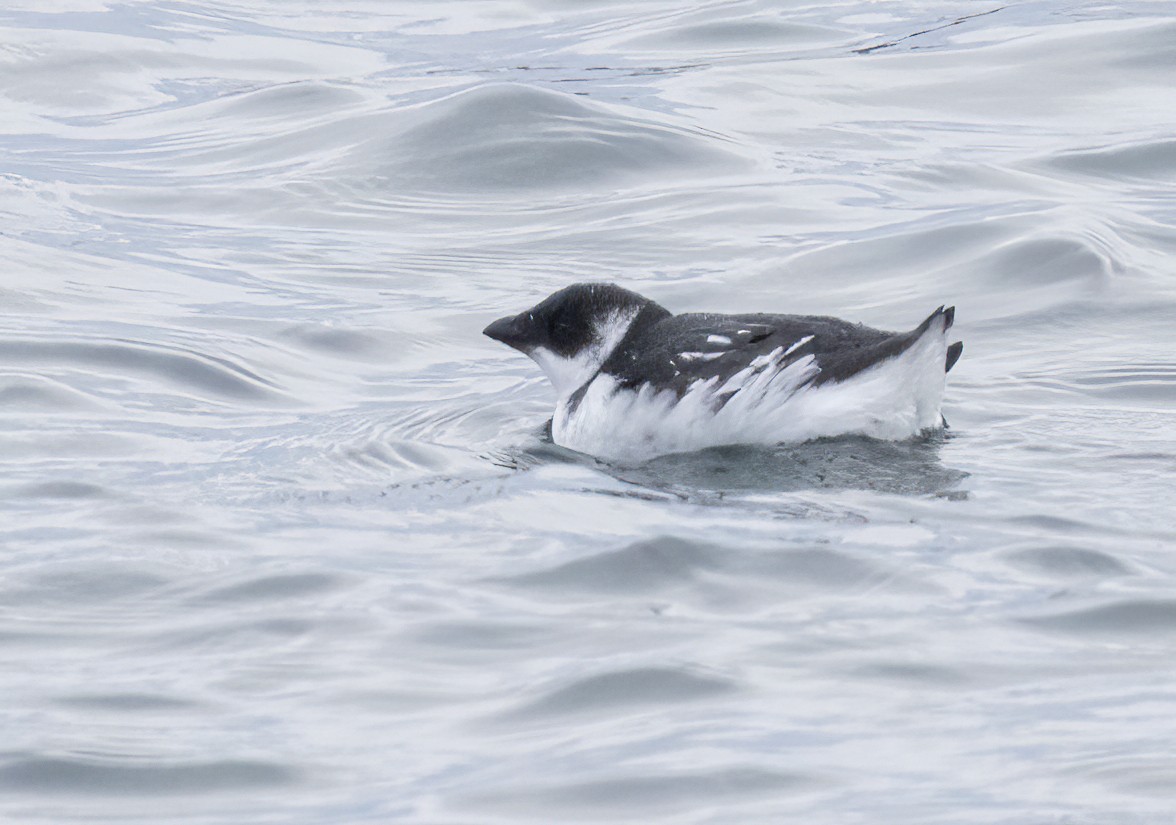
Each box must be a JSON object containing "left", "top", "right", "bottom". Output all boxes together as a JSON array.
[{"left": 550, "top": 316, "right": 953, "bottom": 463}]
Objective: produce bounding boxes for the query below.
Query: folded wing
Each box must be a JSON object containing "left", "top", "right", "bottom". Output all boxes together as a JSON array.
[{"left": 604, "top": 306, "right": 961, "bottom": 398}]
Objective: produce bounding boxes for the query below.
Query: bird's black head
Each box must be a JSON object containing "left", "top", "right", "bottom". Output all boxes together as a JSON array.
[
  {"left": 483, "top": 283, "right": 669, "bottom": 396},
  {"left": 483, "top": 283, "right": 658, "bottom": 357}
]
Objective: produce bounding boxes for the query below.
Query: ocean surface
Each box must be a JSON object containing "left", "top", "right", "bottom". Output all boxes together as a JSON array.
[{"left": 3, "top": 1, "right": 1176, "bottom": 822}]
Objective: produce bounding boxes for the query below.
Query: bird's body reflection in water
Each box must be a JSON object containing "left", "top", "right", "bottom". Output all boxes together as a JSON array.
[{"left": 515, "top": 425, "right": 967, "bottom": 499}]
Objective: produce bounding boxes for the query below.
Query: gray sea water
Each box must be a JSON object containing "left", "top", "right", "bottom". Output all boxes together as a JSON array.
[{"left": 3, "top": 2, "right": 1176, "bottom": 823}]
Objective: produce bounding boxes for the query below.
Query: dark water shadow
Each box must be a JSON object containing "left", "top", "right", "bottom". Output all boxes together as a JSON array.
[
  {"left": 503, "top": 426, "right": 968, "bottom": 499},
  {"left": 625, "top": 434, "right": 968, "bottom": 497},
  {"left": 0, "top": 754, "right": 296, "bottom": 795}
]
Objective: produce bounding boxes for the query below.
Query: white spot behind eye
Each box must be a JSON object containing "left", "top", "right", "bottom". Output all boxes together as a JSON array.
[
  {"left": 679, "top": 351, "right": 724, "bottom": 362},
  {"left": 526, "top": 307, "right": 640, "bottom": 398},
  {"left": 706, "top": 334, "right": 732, "bottom": 345}
]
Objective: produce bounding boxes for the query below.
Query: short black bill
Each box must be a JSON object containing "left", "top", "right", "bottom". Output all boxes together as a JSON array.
[{"left": 483, "top": 314, "right": 528, "bottom": 350}]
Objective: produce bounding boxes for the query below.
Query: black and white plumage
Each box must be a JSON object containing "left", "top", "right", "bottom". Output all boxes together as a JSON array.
[{"left": 484, "top": 283, "right": 963, "bottom": 461}]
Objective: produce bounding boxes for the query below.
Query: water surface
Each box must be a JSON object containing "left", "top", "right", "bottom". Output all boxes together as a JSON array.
[{"left": 2, "top": 1, "right": 1176, "bottom": 823}]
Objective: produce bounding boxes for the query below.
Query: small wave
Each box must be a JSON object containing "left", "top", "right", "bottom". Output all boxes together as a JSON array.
[
  {"left": 194, "top": 572, "right": 343, "bottom": 605},
  {"left": 405, "top": 620, "right": 558, "bottom": 651},
  {"left": 620, "top": 15, "right": 848, "bottom": 55},
  {"left": 1009, "top": 360, "right": 1176, "bottom": 405},
  {"left": 494, "top": 535, "right": 720, "bottom": 593},
  {"left": 0, "top": 337, "right": 288, "bottom": 404},
  {"left": 274, "top": 323, "right": 388, "bottom": 361},
  {"left": 502, "top": 666, "right": 737, "bottom": 720},
  {"left": 3, "top": 562, "right": 169, "bottom": 609},
  {"left": 13, "top": 480, "right": 110, "bottom": 500},
  {"left": 0, "top": 754, "right": 296, "bottom": 795},
  {"left": 1001, "top": 545, "right": 1135, "bottom": 579},
  {"left": 1045, "top": 138, "right": 1176, "bottom": 182},
  {"left": 851, "top": 661, "right": 970, "bottom": 687},
  {"left": 982, "top": 235, "right": 1117, "bottom": 288},
  {"left": 465, "top": 767, "right": 812, "bottom": 815},
  {"left": 348, "top": 83, "right": 748, "bottom": 195},
  {"left": 210, "top": 81, "right": 367, "bottom": 125},
  {"left": 0, "top": 373, "right": 106, "bottom": 413},
  {"left": 1021, "top": 598, "right": 1176, "bottom": 636},
  {"left": 54, "top": 693, "right": 201, "bottom": 712}
]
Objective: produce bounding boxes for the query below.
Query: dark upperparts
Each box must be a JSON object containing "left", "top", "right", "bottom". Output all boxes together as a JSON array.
[{"left": 602, "top": 304, "right": 959, "bottom": 396}]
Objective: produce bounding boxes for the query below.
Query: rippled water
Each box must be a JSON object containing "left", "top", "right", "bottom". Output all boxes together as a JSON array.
[{"left": 3, "top": 2, "right": 1176, "bottom": 822}]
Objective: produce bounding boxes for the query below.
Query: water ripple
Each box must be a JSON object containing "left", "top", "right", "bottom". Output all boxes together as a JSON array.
[
  {"left": 0, "top": 338, "right": 287, "bottom": 403},
  {"left": 0, "top": 755, "right": 296, "bottom": 796},
  {"left": 1022, "top": 599, "right": 1176, "bottom": 636},
  {"left": 2, "top": 3, "right": 1175, "bottom": 824},
  {"left": 503, "top": 666, "right": 738, "bottom": 720}
]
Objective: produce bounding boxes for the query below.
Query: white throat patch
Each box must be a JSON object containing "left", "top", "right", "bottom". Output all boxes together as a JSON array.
[{"left": 528, "top": 308, "right": 640, "bottom": 398}]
